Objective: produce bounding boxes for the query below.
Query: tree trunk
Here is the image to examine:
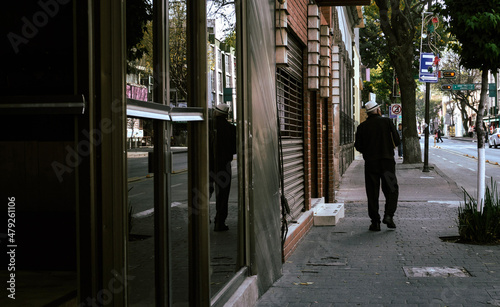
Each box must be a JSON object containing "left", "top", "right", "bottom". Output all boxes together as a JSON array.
[
  {"left": 398, "top": 66, "right": 422, "bottom": 163},
  {"left": 374, "top": 0, "right": 421, "bottom": 164},
  {"left": 400, "top": 80, "right": 422, "bottom": 164},
  {"left": 459, "top": 100, "right": 470, "bottom": 135}
]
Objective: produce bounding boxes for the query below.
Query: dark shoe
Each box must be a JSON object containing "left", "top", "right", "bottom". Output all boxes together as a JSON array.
[
  {"left": 369, "top": 221, "right": 381, "bottom": 231},
  {"left": 214, "top": 223, "right": 229, "bottom": 232},
  {"left": 382, "top": 215, "right": 396, "bottom": 228}
]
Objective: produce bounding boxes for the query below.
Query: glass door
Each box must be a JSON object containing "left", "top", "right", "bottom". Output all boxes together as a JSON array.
[
  {"left": 206, "top": 0, "right": 241, "bottom": 298},
  {"left": 125, "top": 1, "right": 177, "bottom": 305},
  {"left": 125, "top": 0, "right": 245, "bottom": 305}
]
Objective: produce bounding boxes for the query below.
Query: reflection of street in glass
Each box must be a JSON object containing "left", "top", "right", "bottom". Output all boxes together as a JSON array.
[{"left": 126, "top": 147, "right": 238, "bottom": 305}]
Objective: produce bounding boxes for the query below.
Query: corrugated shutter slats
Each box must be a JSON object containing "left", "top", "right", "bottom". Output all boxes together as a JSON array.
[{"left": 277, "top": 33, "right": 304, "bottom": 222}]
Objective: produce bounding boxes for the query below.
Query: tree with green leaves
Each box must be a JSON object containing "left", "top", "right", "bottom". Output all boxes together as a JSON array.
[
  {"left": 439, "top": 0, "right": 500, "bottom": 211},
  {"left": 361, "top": 0, "right": 430, "bottom": 163},
  {"left": 359, "top": 61, "right": 396, "bottom": 114},
  {"left": 126, "top": 0, "right": 153, "bottom": 65},
  {"left": 169, "top": 0, "right": 188, "bottom": 100},
  {"left": 438, "top": 51, "right": 481, "bottom": 135},
  {"left": 130, "top": 0, "right": 235, "bottom": 102},
  {"left": 360, "top": 7, "right": 396, "bottom": 111},
  {"left": 222, "top": 29, "right": 236, "bottom": 49}
]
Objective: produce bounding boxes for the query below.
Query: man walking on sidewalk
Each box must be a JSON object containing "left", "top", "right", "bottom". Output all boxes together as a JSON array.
[{"left": 354, "top": 101, "right": 400, "bottom": 231}]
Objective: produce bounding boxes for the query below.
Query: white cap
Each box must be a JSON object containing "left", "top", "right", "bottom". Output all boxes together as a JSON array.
[
  {"left": 215, "top": 103, "right": 230, "bottom": 115},
  {"left": 364, "top": 101, "right": 379, "bottom": 113}
]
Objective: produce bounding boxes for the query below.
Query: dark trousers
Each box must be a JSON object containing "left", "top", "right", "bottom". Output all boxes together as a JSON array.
[
  {"left": 209, "top": 161, "right": 232, "bottom": 224},
  {"left": 364, "top": 159, "right": 399, "bottom": 222}
]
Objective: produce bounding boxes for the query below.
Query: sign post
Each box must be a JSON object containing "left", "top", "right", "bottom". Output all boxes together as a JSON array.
[{"left": 419, "top": 52, "right": 438, "bottom": 172}]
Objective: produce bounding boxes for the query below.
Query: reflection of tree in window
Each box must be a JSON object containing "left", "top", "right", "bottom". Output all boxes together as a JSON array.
[
  {"left": 207, "top": 0, "right": 236, "bottom": 39},
  {"left": 126, "top": 0, "right": 153, "bottom": 69},
  {"left": 128, "top": 1, "right": 189, "bottom": 102},
  {"left": 169, "top": 1, "right": 188, "bottom": 101}
]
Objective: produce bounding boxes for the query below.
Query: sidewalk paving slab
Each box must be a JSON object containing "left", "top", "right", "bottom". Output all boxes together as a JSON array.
[{"left": 256, "top": 157, "right": 500, "bottom": 307}]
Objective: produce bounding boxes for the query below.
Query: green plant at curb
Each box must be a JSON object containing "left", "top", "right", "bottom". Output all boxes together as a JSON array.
[{"left": 458, "top": 180, "right": 500, "bottom": 244}]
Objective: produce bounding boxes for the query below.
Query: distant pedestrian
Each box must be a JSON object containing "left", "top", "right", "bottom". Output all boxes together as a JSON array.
[
  {"left": 397, "top": 123, "right": 403, "bottom": 159},
  {"left": 355, "top": 101, "right": 400, "bottom": 231},
  {"left": 484, "top": 123, "right": 489, "bottom": 143},
  {"left": 436, "top": 128, "right": 443, "bottom": 143}
]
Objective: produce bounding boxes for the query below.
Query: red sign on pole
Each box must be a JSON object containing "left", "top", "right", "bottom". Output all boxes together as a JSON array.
[{"left": 390, "top": 104, "right": 402, "bottom": 119}]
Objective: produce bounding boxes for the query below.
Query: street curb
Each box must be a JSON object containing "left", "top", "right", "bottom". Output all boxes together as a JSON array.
[
  {"left": 429, "top": 163, "right": 464, "bottom": 199},
  {"left": 434, "top": 145, "right": 500, "bottom": 166},
  {"left": 395, "top": 162, "right": 463, "bottom": 201}
]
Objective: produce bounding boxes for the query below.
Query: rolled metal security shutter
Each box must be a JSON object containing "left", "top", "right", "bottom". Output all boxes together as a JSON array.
[{"left": 277, "top": 34, "right": 305, "bottom": 222}]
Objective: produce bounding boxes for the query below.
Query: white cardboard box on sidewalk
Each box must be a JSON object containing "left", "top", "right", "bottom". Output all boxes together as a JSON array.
[{"left": 313, "top": 203, "right": 344, "bottom": 226}]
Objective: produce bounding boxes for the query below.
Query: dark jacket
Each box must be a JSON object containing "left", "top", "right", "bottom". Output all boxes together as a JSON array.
[
  {"left": 212, "top": 116, "right": 237, "bottom": 167},
  {"left": 354, "top": 114, "right": 400, "bottom": 161}
]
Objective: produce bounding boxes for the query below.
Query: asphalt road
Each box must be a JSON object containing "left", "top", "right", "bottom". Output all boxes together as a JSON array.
[
  {"left": 127, "top": 153, "right": 189, "bottom": 216},
  {"left": 126, "top": 151, "right": 237, "bottom": 217},
  {"left": 422, "top": 137, "right": 500, "bottom": 196}
]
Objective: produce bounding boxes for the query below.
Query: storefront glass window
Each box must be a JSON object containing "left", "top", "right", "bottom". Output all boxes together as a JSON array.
[{"left": 207, "top": 0, "right": 240, "bottom": 297}]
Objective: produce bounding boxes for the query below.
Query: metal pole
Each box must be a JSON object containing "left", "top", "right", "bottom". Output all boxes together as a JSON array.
[
  {"left": 152, "top": 0, "right": 170, "bottom": 305},
  {"left": 423, "top": 82, "right": 430, "bottom": 172},
  {"left": 423, "top": 0, "right": 432, "bottom": 172},
  {"left": 187, "top": 0, "right": 210, "bottom": 305}
]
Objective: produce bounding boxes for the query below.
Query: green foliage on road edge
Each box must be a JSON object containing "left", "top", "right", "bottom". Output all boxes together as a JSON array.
[{"left": 458, "top": 181, "right": 500, "bottom": 244}]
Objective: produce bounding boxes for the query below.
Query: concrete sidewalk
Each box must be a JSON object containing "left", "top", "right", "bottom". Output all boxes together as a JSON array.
[
  {"left": 256, "top": 157, "right": 500, "bottom": 306},
  {"left": 127, "top": 146, "right": 187, "bottom": 158}
]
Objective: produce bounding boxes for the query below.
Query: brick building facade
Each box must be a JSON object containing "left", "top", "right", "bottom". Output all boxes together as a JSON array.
[{"left": 279, "top": 0, "right": 364, "bottom": 260}]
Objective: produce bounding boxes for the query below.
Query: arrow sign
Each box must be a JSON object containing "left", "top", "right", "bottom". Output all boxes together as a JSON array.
[
  {"left": 419, "top": 53, "right": 438, "bottom": 83},
  {"left": 420, "top": 75, "right": 438, "bottom": 81}
]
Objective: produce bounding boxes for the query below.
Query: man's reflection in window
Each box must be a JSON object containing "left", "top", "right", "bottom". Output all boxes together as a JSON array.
[{"left": 209, "top": 103, "right": 236, "bottom": 231}]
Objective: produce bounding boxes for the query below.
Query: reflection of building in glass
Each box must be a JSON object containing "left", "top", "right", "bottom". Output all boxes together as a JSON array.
[
  {"left": 125, "top": 84, "right": 148, "bottom": 147},
  {"left": 208, "top": 20, "right": 237, "bottom": 121}
]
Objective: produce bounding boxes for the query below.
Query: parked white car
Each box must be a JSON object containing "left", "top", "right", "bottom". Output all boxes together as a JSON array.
[{"left": 488, "top": 128, "right": 500, "bottom": 148}]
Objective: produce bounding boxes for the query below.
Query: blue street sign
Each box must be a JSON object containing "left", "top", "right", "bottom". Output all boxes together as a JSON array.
[{"left": 419, "top": 53, "right": 438, "bottom": 83}]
